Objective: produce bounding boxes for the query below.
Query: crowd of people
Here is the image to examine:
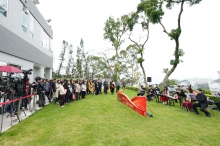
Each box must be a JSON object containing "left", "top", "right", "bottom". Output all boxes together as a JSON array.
[
  {"left": 28, "top": 78, "right": 126, "bottom": 108},
  {"left": 136, "top": 84, "right": 212, "bottom": 117}
]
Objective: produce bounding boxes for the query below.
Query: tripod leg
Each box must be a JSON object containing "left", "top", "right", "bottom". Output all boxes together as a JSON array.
[
  {"left": 0, "top": 106, "right": 4, "bottom": 135},
  {"left": 17, "top": 97, "right": 22, "bottom": 122}
]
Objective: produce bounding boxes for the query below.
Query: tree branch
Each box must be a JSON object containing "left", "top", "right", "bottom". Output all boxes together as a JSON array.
[
  {"left": 129, "top": 33, "right": 141, "bottom": 48},
  {"left": 159, "top": 21, "right": 169, "bottom": 34},
  {"left": 142, "top": 21, "right": 150, "bottom": 47},
  {"left": 178, "top": 0, "right": 185, "bottom": 29}
]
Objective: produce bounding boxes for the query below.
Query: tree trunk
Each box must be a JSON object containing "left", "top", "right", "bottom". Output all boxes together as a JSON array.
[
  {"left": 162, "top": 1, "right": 184, "bottom": 87},
  {"left": 140, "top": 53, "right": 148, "bottom": 87},
  {"left": 115, "top": 48, "right": 120, "bottom": 80},
  {"left": 163, "top": 40, "right": 179, "bottom": 86},
  {"left": 131, "top": 65, "right": 134, "bottom": 86}
]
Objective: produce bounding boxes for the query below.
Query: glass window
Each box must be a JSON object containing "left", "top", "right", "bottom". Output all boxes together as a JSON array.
[
  {"left": 22, "top": 6, "right": 28, "bottom": 33},
  {"left": 29, "top": 14, "right": 35, "bottom": 38},
  {"left": 0, "top": 0, "right": 8, "bottom": 17},
  {"left": 41, "top": 28, "right": 50, "bottom": 50},
  {"left": 0, "top": 60, "right": 7, "bottom": 77},
  {"left": 0, "top": 0, "right": 8, "bottom": 9}
]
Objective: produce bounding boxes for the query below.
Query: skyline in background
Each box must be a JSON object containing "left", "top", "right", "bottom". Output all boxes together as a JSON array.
[{"left": 37, "top": 0, "right": 220, "bottom": 84}]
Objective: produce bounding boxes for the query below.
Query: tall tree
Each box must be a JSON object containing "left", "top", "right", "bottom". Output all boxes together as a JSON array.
[
  {"left": 137, "top": 0, "right": 202, "bottom": 86},
  {"left": 76, "top": 39, "right": 84, "bottom": 78},
  {"left": 121, "top": 44, "right": 139, "bottom": 86},
  {"left": 65, "top": 44, "right": 73, "bottom": 78},
  {"left": 126, "top": 11, "right": 150, "bottom": 87},
  {"left": 57, "top": 40, "right": 68, "bottom": 77},
  {"left": 104, "top": 16, "right": 128, "bottom": 80}
]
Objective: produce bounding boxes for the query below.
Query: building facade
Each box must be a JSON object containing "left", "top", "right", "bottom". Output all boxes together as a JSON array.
[{"left": 0, "top": 0, "right": 53, "bottom": 82}]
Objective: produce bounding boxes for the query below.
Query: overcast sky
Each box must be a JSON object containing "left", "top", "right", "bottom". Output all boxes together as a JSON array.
[{"left": 37, "top": 0, "right": 220, "bottom": 84}]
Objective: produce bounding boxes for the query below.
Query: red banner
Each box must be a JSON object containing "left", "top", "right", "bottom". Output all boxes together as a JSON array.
[{"left": 117, "top": 91, "right": 147, "bottom": 117}]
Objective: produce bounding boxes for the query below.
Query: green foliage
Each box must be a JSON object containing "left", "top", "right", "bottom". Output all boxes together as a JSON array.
[
  {"left": 137, "top": 48, "right": 144, "bottom": 54},
  {"left": 168, "top": 28, "right": 181, "bottom": 40},
  {"left": 170, "top": 59, "right": 183, "bottom": 65},
  {"left": 159, "top": 79, "right": 178, "bottom": 88},
  {"left": 137, "top": 0, "right": 164, "bottom": 24},
  {"left": 126, "top": 12, "right": 139, "bottom": 31},
  {"left": 165, "top": 0, "right": 203, "bottom": 9},
  {"left": 162, "top": 68, "right": 169, "bottom": 74},
  {"left": 104, "top": 16, "right": 128, "bottom": 49},
  {"left": 137, "top": 57, "right": 145, "bottom": 63},
  {"left": 178, "top": 49, "right": 185, "bottom": 57},
  {"left": 125, "top": 86, "right": 149, "bottom": 91}
]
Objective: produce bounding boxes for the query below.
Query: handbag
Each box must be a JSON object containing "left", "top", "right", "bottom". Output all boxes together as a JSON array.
[{"left": 72, "top": 94, "right": 76, "bottom": 100}]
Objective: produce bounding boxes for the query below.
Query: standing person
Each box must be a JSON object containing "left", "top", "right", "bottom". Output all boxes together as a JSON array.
[
  {"left": 23, "top": 78, "right": 31, "bottom": 110},
  {"left": 192, "top": 88, "right": 211, "bottom": 117},
  {"left": 64, "top": 80, "right": 70, "bottom": 104},
  {"left": 81, "top": 82, "right": 87, "bottom": 100},
  {"left": 75, "top": 81, "right": 80, "bottom": 100},
  {"left": 71, "top": 80, "right": 76, "bottom": 100},
  {"left": 53, "top": 80, "right": 61, "bottom": 104},
  {"left": 110, "top": 80, "right": 115, "bottom": 95},
  {"left": 88, "top": 80, "right": 94, "bottom": 94},
  {"left": 68, "top": 81, "right": 73, "bottom": 102},
  {"left": 95, "top": 80, "right": 100, "bottom": 95},
  {"left": 99, "top": 79, "right": 103, "bottom": 94},
  {"left": 59, "top": 81, "right": 67, "bottom": 108},
  {"left": 122, "top": 81, "right": 126, "bottom": 91},
  {"left": 44, "top": 79, "right": 51, "bottom": 102},
  {"left": 116, "top": 80, "right": 120, "bottom": 92},
  {"left": 103, "top": 79, "right": 108, "bottom": 94},
  {"left": 51, "top": 79, "right": 56, "bottom": 102},
  {"left": 37, "top": 78, "right": 45, "bottom": 103}
]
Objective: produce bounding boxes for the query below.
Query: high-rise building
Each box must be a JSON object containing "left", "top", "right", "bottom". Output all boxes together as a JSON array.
[
  {"left": 0, "top": 0, "right": 53, "bottom": 82},
  {"left": 218, "top": 71, "right": 220, "bottom": 79}
]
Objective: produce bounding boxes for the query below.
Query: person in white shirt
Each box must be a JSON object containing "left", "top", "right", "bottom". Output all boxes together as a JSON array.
[
  {"left": 81, "top": 82, "right": 87, "bottom": 100},
  {"left": 59, "top": 81, "right": 67, "bottom": 107}
]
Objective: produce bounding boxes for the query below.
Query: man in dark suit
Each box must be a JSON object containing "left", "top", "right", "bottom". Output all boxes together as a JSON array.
[{"left": 192, "top": 88, "right": 211, "bottom": 117}]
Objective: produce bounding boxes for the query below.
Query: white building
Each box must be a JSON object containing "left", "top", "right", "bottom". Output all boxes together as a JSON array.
[
  {"left": 0, "top": 0, "right": 53, "bottom": 82},
  {"left": 209, "top": 83, "right": 220, "bottom": 91},
  {"left": 186, "top": 78, "right": 213, "bottom": 87},
  {"left": 218, "top": 71, "right": 220, "bottom": 79}
]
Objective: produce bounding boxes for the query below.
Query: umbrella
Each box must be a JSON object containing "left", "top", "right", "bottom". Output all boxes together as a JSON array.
[{"left": 0, "top": 66, "right": 22, "bottom": 73}]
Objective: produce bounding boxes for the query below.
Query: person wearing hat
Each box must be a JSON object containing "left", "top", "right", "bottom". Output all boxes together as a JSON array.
[{"left": 192, "top": 88, "right": 211, "bottom": 117}]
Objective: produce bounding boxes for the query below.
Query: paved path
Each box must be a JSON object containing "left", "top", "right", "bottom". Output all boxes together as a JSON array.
[{"left": 0, "top": 95, "right": 50, "bottom": 134}]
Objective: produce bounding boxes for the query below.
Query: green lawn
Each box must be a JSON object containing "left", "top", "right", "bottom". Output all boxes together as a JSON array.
[{"left": 0, "top": 90, "right": 220, "bottom": 146}]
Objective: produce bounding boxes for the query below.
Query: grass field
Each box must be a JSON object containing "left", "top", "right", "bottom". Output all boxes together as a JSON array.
[{"left": 0, "top": 90, "right": 220, "bottom": 146}]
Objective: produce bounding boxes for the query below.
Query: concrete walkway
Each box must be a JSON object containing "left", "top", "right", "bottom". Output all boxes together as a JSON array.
[{"left": 0, "top": 96, "right": 50, "bottom": 134}]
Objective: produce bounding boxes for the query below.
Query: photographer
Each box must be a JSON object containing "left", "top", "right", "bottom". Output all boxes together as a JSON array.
[
  {"left": 44, "top": 79, "right": 51, "bottom": 102},
  {"left": 23, "top": 78, "right": 31, "bottom": 110},
  {"left": 37, "top": 77, "right": 45, "bottom": 103}
]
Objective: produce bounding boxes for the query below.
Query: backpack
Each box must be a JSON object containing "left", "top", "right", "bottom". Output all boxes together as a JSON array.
[{"left": 44, "top": 83, "right": 49, "bottom": 92}]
